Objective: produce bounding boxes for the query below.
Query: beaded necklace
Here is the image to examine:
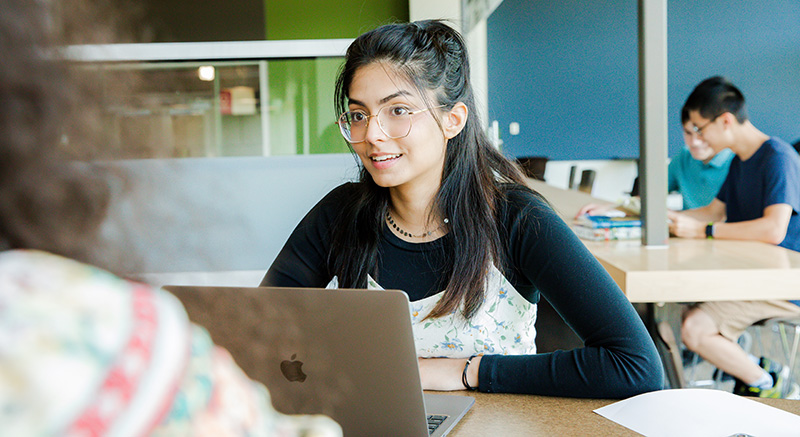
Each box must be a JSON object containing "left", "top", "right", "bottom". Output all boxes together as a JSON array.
[{"left": 386, "top": 211, "right": 449, "bottom": 238}]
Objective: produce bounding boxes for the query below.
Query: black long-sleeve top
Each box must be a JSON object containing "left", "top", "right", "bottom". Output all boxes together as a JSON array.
[{"left": 263, "top": 182, "right": 664, "bottom": 398}]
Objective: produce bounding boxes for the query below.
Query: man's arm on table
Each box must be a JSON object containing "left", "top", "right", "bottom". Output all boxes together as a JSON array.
[{"left": 668, "top": 200, "right": 792, "bottom": 244}]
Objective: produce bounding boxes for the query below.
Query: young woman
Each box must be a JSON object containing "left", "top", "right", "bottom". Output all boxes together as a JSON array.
[{"left": 264, "top": 20, "right": 663, "bottom": 398}]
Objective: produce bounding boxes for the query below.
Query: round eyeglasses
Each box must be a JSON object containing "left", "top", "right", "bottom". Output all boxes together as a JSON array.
[
  {"left": 336, "top": 105, "right": 445, "bottom": 143},
  {"left": 691, "top": 114, "right": 720, "bottom": 138}
]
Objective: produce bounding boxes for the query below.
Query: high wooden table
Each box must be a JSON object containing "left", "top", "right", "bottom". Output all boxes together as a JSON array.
[
  {"left": 438, "top": 391, "right": 800, "bottom": 436},
  {"left": 527, "top": 178, "right": 800, "bottom": 303},
  {"left": 584, "top": 238, "right": 800, "bottom": 302}
]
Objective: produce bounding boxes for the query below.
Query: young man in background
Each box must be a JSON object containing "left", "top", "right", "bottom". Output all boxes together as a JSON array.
[{"left": 668, "top": 76, "right": 800, "bottom": 399}]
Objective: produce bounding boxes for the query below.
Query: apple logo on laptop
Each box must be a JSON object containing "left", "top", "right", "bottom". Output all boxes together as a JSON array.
[{"left": 280, "top": 354, "right": 307, "bottom": 382}]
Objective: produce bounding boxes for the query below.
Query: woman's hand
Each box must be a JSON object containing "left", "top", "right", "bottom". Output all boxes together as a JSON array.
[{"left": 417, "top": 356, "right": 481, "bottom": 391}]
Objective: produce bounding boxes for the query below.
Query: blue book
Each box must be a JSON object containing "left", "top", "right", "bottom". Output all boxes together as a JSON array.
[{"left": 577, "top": 215, "right": 641, "bottom": 228}]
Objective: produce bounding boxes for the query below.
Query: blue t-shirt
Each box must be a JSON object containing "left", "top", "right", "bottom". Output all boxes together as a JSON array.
[
  {"left": 668, "top": 147, "right": 734, "bottom": 210},
  {"left": 717, "top": 138, "right": 800, "bottom": 306}
]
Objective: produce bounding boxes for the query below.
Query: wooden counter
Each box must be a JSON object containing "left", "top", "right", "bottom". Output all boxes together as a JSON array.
[
  {"left": 584, "top": 238, "right": 800, "bottom": 302},
  {"left": 527, "top": 178, "right": 800, "bottom": 303},
  {"left": 440, "top": 391, "right": 800, "bottom": 436}
]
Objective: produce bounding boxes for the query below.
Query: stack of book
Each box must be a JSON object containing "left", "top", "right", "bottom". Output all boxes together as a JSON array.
[{"left": 572, "top": 215, "right": 642, "bottom": 241}]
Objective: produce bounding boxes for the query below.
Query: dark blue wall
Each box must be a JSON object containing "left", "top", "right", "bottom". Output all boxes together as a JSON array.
[{"left": 487, "top": 0, "right": 800, "bottom": 160}]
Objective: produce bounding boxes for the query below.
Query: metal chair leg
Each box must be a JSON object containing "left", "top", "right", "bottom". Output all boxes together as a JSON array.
[{"left": 779, "top": 322, "right": 800, "bottom": 394}]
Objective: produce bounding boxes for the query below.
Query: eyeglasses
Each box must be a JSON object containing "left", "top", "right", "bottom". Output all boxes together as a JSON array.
[
  {"left": 336, "top": 105, "right": 445, "bottom": 143},
  {"left": 691, "top": 114, "right": 720, "bottom": 138}
]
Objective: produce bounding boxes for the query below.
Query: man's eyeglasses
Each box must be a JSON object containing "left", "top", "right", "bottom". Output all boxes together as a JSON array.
[
  {"left": 691, "top": 114, "right": 720, "bottom": 137},
  {"left": 336, "top": 105, "right": 445, "bottom": 143}
]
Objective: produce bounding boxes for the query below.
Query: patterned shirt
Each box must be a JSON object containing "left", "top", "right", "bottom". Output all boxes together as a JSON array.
[
  {"left": 0, "top": 250, "right": 341, "bottom": 436},
  {"left": 327, "top": 264, "right": 537, "bottom": 358}
]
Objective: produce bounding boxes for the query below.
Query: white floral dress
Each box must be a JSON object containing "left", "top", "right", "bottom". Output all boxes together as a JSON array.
[{"left": 326, "top": 264, "right": 537, "bottom": 359}]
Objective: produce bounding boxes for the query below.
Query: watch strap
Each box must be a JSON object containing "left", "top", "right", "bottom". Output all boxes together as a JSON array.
[{"left": 705, "top": 222, "right": 715, "bottom": 239}]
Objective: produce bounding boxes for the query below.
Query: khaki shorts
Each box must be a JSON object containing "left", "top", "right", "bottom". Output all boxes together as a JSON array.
[{"left": 692, "top": 300, "right": 800, "bottom": 342}]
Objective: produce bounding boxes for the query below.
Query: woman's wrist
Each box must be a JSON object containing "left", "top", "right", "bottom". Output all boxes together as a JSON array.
[{"left": 461, "top": 355, "right": 481, "bottom": 390}]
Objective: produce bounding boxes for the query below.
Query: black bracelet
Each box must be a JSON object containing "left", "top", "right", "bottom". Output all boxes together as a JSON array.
[
  {"left": 705, "top": 222, "right": 715, "bottom": 239},
  {"left": 462, "top": 355, "right": 478, "bottom": 391}
]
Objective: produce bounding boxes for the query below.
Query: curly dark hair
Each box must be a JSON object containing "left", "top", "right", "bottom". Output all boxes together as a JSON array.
[{"left": 0, "top": 0, "right": 142, "bottom": 269}]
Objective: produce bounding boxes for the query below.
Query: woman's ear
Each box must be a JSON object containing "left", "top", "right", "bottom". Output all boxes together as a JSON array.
[{"left": 442, "top": 102, "right": 468, "bottom": 139}]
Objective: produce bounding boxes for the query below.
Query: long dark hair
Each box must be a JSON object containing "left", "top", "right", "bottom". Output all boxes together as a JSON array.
[{"left": 330, "top": 20, "right": 529, "bottom": 320}]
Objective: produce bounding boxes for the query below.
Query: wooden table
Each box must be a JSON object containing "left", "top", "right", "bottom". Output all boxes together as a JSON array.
[
  {"left": 439, "top": 391, "right": 800, "bottom": 436},
  {"left": 527, "top": 178, "right": 800, "bottom": 303},
  {"left": 584, "top": 238, "right": 800, "bottom": 302}
]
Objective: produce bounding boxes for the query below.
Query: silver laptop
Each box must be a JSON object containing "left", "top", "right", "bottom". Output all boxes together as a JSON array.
[{"left": 164, "top": 285, "right": 474, "bottom": 436}]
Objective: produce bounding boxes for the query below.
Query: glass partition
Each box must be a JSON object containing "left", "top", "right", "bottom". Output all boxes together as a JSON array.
[{"left": 66, "top": 40, "right": 350, "bottom": 159}]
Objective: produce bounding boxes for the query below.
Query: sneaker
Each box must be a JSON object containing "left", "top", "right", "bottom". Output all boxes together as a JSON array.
[
  {"left": 759, "top": 357, "right": 788, "bottom": 378},
  {"left": 733, "top": 370, "right": 800, "bottom": 399}
]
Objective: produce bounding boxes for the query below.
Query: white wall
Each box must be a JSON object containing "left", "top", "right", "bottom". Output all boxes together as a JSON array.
[
  {"left": 543, "top": 158, "right": 683, "bottom": 210},
  {"left": 409, "top": 0, "right": 489, "bottom": 130},
  {"left": 409, "top": 0, "right": 461, "bottom": 24},
  {"left": 544, "top": 159, "right": 638, "bottom": 202}
]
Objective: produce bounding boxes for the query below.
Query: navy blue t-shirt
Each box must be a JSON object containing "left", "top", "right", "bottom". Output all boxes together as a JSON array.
[{"left": 717, "top": 137, "right": 800, "bottom": 305}]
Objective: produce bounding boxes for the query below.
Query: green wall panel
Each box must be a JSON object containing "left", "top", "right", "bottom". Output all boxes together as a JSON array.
[
  {"left": 265, "top": 0, "right": 408, "bottom": 40},
  {"left": 264, "top": 0, "right": 408, "bottom": 154}
]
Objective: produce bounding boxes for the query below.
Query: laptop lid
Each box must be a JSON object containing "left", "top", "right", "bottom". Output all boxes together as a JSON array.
[{"left": 164, "top": 285, "right": 473, "bottom": 437}]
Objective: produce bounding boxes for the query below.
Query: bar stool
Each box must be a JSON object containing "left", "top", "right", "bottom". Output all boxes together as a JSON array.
[{"left": 751, "top": 317, "right": 800, "bottom": 393}]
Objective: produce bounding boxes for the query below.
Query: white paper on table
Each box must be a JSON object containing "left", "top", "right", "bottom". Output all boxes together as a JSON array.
[{"left": 594, "top": 388, "right": 800, "bottom": 436}]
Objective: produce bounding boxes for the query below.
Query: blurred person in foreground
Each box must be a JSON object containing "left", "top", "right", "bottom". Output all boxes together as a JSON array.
[{"left": 0, "top": 0, "right": 341, "bottom": 435}]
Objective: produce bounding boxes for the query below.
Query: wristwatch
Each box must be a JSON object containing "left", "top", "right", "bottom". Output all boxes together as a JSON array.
[{"left": 705, "top": 222, "right": 715, "bottom": 239}]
